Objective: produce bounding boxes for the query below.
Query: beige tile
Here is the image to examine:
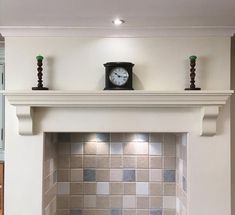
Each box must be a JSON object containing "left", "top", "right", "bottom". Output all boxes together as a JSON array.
[
  {"left": 96, "top": 157, "right": 110, "bottom": 168},
  {"left": 84, "top": 142, "right": 97, "bottom": 154},
  {"left": 124, "top": 183, "right": 136, "bottom": 194},
  {"left": 124, "top": 142, "right": 136, "bottom": 154},
  {"left": 96, "top": 142, "right": 109, "bottom": 154},
  {"left": 149, "top": 156, "right": 162, "bottom": 169},
  {"left": 164, "top": 183, "right": 176, "bottom": 196},
  {"left": 149, "top": 133, "right": 164, "bottom": 142},
  {"left": 137, "top": 197, "right": 149, "bottom": 209},
  {"left": 70, "top": 182, "right": 83, "bottom": 195},
  {"left": 57, "top": 142, "right": 70, "bottom": 154},
  {"left": 149, "top": 197, "right": 163, "bottom": 208},
  {"left": 110, "top": 169, "right": 122, "bottom": 181},
  {"left": 137, "top": 156, "right": 148, "bottom": 169},
  {"left": 164, "top": 157, "right": 176, "bottom": 170},
  {"left": 56, "top": 210, "right": 69, "bottom": 215},
  {"left": 135, "top": 142, "right": 148, "bottom": 154},
  {"left": 111, "top": 156, "right": 123, "bottom": 168},
  {"left": 70, "top": 156, "right": 83, "bottom": 168},
  {"left": 96, "top": 196, "right": 109, "bottom": 209},
  {"left": 163, "top": 210, "right": 176, "bottom": 215},
  {"left": 84, "top": 183, "right": 97, "bottom": 194},
  {"left": 110, "top": 195, "right": 123, "bottom": 208},
  {"left": 84, "top": 156, "right": 96, "bottom": 168},
  {"left": 123, "top": 210, "right": 136, "bottom": 215},
  {"left": 83, "top": 133, "right": 97, "bottom": 142},
  {"left": 83, "top": 209, "right": 96, "bottom": 215},
  {"left": 58, "top": 155, "right": 70, "bottom": 168},
  {"left": 84, "top": 195, "right": 96, "bottom": 208},
  {"left": 96, "top": 169, "right": 110, "bottom": 181},
  {"left": 71, "top": 169, "right": 83, "bottom": 182},
  {"left": 96, "top": 210, "right": 109, "bottom": 215},
  {"left": 123, "top": 156, "right": 136, "bottom": 168},
  {"left": 57, "top": 195, "right": 69, "bottom": 209},
  {"left": 71, "top": 133, "right": 84, "bottom": 142},
  {"left": 150, "top": 169, "right": 162, "bottom": 182},
  {"left": 149, "top": 183, "right": 163, "bottom": 196},
  {"left": 123, "top": 195, "right": 136, "bottom": 208},
  {"left": 137, "top": 210, "right": 149, "bottom": 215},
  {"left": 110, "top": 182, "right": 123, "bottom": 194},
  {"left": 136, "top": 170, "right": 149, "bottom": 181},
  {"left": 70, "top": 195, "right": 83, "bottom": 208},
  {"left": 110, "top": 133, "right": 133, "bottom": 142},
  {"left": 57, "top": 169, "right": 70, "bottom": 182},
  {"left": 164, "top": 134, "right": 176, "bottom": 156}
]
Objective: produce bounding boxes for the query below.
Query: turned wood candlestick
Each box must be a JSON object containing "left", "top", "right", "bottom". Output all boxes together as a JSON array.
[
  {"left": 185, "top": 55, "right": 201, "bottom": 90},
  {"left": 32, "top": 55, "right": 48, "bottom": 90}
]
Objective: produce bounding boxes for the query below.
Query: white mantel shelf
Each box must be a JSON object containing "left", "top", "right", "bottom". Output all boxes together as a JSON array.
[{"left": 2, "top": 90, "right": 233, "bottom": 136}]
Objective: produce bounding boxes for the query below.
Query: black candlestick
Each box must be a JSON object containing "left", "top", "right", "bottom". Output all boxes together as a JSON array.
[
  {"left": 32, "top": 55, "right": 48, "bottom": 90},
  {"left": 185, "top": 55, "right": 201, "bottom": 90}
]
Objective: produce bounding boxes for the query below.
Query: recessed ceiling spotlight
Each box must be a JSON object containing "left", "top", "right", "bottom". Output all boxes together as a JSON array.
[{"left": 112, "top": 18, "right": 125, "bottom": 26}]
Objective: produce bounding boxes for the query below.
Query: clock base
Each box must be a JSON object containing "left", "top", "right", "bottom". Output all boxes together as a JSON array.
[{"left": 104, "top": 87, "right": 134, "bottom": 90}]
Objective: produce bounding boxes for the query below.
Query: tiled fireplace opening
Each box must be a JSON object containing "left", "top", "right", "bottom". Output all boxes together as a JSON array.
[{"left": 43, "top": 133, "right": 187, "bottom": 215}]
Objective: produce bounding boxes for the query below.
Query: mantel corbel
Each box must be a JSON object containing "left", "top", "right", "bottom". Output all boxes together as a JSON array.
[{"left": 2, "top": 90, "right": 233, "bottom": 136}]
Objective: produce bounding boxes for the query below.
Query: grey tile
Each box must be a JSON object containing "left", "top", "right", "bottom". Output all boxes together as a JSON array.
[
  {"left": 183, "top": 176, "right": 187, "bottom": 192},
  {"left": 123, "top": 170, "right": 136, "bottom": 182},
  {"left": 58, "top": 133, "right": 71, "bottom": 142},
  {"left": 150, "top": 209, "right": 162, "bottom": 215},
  {"left": 110, "top": 209, "right": 122, "bottom": 215},
  {"left": 83, "top": 133, "right": 110, "bottom": 142},
  {"left": 70, "top": 209, "right": 82, "bottom": 215},
  {"left": 163, "top": 170, "right": 175, "bottom": 182},
  {"left": 84, "top": 169, "right": 96, "bottom": 181}
]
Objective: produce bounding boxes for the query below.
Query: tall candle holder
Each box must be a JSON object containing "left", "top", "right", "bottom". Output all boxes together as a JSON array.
[
  {"left": 32, "top": 55, "right": 48, "bottom": 90},
  {"left": 185, "top": 55, "right": 201, "bottom": 90}
]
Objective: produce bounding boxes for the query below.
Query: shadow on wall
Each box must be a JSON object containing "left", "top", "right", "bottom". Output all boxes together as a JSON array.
[{"left": 231, "top": 34, "right": 235, "bottom": 215}]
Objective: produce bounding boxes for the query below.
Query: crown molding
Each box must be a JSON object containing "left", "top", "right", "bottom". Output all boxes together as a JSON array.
[{"left": 0, "top": 26, "right": 235, "bottom": 37}]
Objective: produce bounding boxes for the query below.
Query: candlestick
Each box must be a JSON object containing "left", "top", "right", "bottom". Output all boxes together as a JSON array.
[
  {"left": 32, "top": 55, "right": 49, "bottom": 90},
  {"left": 185, "top": 55, "right": 201, "bottom": 90}
]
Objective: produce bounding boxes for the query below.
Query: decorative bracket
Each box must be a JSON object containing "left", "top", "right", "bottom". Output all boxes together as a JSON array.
[{"left": 2, "top": 90, "right": 233, "bottom": 136}]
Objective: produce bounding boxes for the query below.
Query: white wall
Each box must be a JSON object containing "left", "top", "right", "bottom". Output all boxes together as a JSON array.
[{"left": 3, "top": 37, "right": 231, "bottom": 215}]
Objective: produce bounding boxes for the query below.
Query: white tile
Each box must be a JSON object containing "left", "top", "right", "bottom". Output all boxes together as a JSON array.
[
  {"left": 149, "top": 142, "right": 162, "bottom": 155},
  {"left": 123, "top": 195, "right": 136, "bottom": 208},
  {"left": 150, "top": 169, "right": 162, "bottom": 182},
  {"left": 136, "top": 182, "right": 149, "bottom": 195},
  {"left": 97, "top": 182, "right": 109, "bottom": 194},
  {"left": 110, "top": 169, "right": 123, "bottom": 181},
  {"left": 163, "top": 196, "right": 176, "bottom": 209},
  {"left": 71, "top": 142, "right": 83, "bottom": 154},
  {"left": 57, "top": 182, "right": 70, "bottom": 194},
  {"left": 111, "top": 142, "right": 123, "bottom": 155},
  {"left": 135, "top": 142, "right": 148, "bottom": 154}
]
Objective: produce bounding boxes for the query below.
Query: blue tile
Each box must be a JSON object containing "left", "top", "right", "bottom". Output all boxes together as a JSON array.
[
  {"left": 163, "top": 170, "right": 176, "bottom": 182},
  {"left": 70, "top": 209, "right": 82, "bottom": 215},
  {"left": 84, "top": 169, "right": 96, "bottom": 181},
  {"left": 110, "top": 209, "right": 122, "bottom": 215},
  {"left": 123, "top": 170, "right": 135, "bottom": 182},
  {"left": 150, "top": 209, "right": 162, "bottom": 215},
  {"left": 183, "top": 176, "right": 187, "bottom": 192}
]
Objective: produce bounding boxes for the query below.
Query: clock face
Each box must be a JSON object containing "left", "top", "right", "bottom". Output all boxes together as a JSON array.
[{"left": 109, "top": 67, "right": 129, "bottom": 86}]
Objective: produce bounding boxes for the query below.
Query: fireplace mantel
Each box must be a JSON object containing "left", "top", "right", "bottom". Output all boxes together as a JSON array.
[{"left": 2, "top": 90, "right": 233, "bottom": 136}]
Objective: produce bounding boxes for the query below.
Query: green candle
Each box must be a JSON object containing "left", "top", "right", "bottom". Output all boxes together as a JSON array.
[
  {"left": 189, "top": 55, "right": 197, "bottom": 61},
  {"left": 36, "top": 55, "right": 44, "bottom": 61}
]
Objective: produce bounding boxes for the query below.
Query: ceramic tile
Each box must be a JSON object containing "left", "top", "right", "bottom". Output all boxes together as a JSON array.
[
  {"left": 123, "top": 195, "right": 136, "bottom": 208},
  {"left": 137, "top": 210, "right": 149, "bottom": 215},
  {"left": 137, "top": 156, "right": 149, "bottom": 169},
  {"left": 149, "top": 169, "right": 162, "bottom": 182},
  {"left": 163, "top": 170, "right": 175, "bottom": 182},
  {"left": 57, "top": 169, "right": 70, "bottom": 182},
  {"left": 124, "top": 183, "right": 136, "bottom": 195},
  {"left": 84, "top": 195, "right": 96, "bottom": 208},
  {"left": 71, "top": 169, "right": 83, "bottom": 182},
  {"left": 84, "top": 142, "right": 97, "bottom": 155},
  {"left": 164, "top": 183, "right": 176, "bottom": 196},
  {"left": 110, "top": 195, "right": 123, "bottom": 208},
  {"left": 70, "top": 133, "right": 84, "bottom": 142},
  {"left": 110, "top": 182, "right": 123, "bottom": 195},
  {"left": 149, "top": 209, "right": 162, "bottom": 215},
  {"left": 132, "top": 133, "right": 149, "bottom": 142},
  {"left": 123, "top": 157, "right": 136, "bottom": 168},
  {"left": 58, "top": 133, "right": 71, "bottom": 143},
  {"left": 70, "top": 182, "right": 83, "bottom": 195},
  {"left": 57, "top": 182, "right": 70, "bottom": 195},
  {"left": 70, "top": 156, "right": 83, "bottom": 168},
  {"left": 164, "top": 135, "right": 176, "bottom": 156},
  {"left": 96, "top": 157, "right": 110, "bottom": 168},
  {"left": 58, "top": 155, "right": 70, "bottom": 168},
  {"left": 97, "top": 142, "right": 110, "bottom": 154},
  {"left": 84, "top": 156, "right": 96, "bottom": 168},
  {"left": 84, "top": 169, "right": 96, "bottom": 181},
  {"left": 110, "top": 209, "right": 122, "bottom": 215},
  {"left": 135, "top": 142, "right": 148, "bottom": 154},
  {"left": 96, "top": 196, "right": 109, "bottom": 209},
  {"left": 149, "top": 183, "right": 163, "bottom": 196},
  {"left": 149, "top": 143, "right": 162, "bottom": 156},
  {"left": 137, "top": 197, "right": 149, "bottom": 209},
  {"left": 123, "top": 142, "right": 136, "bottom": 155},
  {"left": 149, "top": 133, "right": 164, "bottom": 142},
  {"left": 136, "top": 182, "right": 149, "bottom": 195},
  {"left": 136, "top": 170, "right": 149, "bottom": 181},
  {"left": 58, "top": 142, "right": 70, "bottom": 154},
  {"left": 96, "top": 133, "right": 110, "bottom": 142},
  {"left": 123, "top": 170, "right": 136, "bottom": 182},
  {"left": 97, "top": 210, "right": 109, "bottom": 215},
  {"left": 123, "top": 210, "right": 136, "bottom": 215},
  {"left": 83, "top": 133, "right": 97, "bottom": 142},
  {"left": 84, "top": 183, "right": 96, "bottom": 194},
  {"left": 97, "top": 182, "right": 110, "bottom": 195},
  {"left": 149, "top": 197, "right": 163, "bottom": 209},
  {"left": 57, "top": 210, "right": 69, "bottom": 215},
  {"left": 96, "top": 169, "right": 110, "bottom": 181},
  {"left": 57, "top": 196, "right": 70, "bottom": 209},
  {"left": 110, "top": 143, "right": 123, "bottom": 155},
  {"left": 83, "top": 209, "right": 96, "bottom": 215},
  {"left": 163, "top": 196, "right": 176, "bottom": 209},
  {"left": 149, "top": 157, "right": 162, "bottom": 169},
  {"left": 71, "top": 142, "right": 83, "bottom": 154},
  {"left": 70, "top": 195, "right": 84, "bottom": 208},
  {"left": 111, "top": 156, "right": 123, "bottom": 168},
  {"left": 163, "top": 210, "right": 176, "bottom": 215},
  {"left": 70, "top": 209, "right": 82, "bottom": 215},
  {"left": 164, "top": 157, "right": 176, "bottom": 170},
  {"left": 110, "top": 169, "right": 123, "bottom": 181}
]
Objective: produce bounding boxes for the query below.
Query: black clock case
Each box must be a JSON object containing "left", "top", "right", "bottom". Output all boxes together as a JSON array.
[{"left": 104, "top": 62, "right": 134, "bottom": 90}]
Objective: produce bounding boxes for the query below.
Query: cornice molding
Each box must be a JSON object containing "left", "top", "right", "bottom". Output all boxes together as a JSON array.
[
  {"left": 0, "top": 26, "right": 235, "bottom": 37},
  {"left": 2, "top": 90, "right": 233, "bottom": 136}
]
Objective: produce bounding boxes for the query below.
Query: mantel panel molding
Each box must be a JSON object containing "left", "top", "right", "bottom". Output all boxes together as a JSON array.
[{"left": 2, "top": 90, "right": 233, "bottom": 136}]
